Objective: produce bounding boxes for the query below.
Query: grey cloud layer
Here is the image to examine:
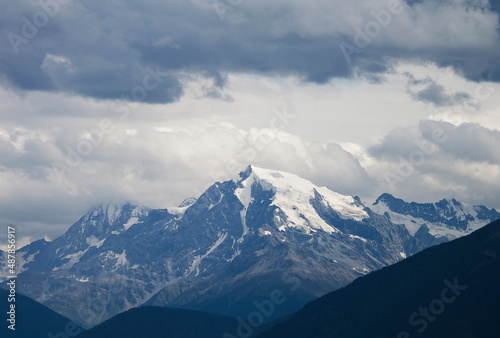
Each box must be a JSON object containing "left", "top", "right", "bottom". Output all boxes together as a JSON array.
[
  {"left": 1, "top": 0, "right": 499, "bottom": 103},
  {"left": 368, "top": 119, "right": 500, "bottom": 207},
  {"left": 371, "top": 120, "right": 500, "bottom": 164},
  {"left": 405, "top": 74, "right": 473, "bottom": 107}
]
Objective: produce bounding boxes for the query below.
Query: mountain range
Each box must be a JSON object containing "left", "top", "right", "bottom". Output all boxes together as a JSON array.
[
  {"left": 75, "top": 219, "right": 500, "bottom": 338},
  {"left": 1, "top": 165, "right": 499, "bottom": 329}
]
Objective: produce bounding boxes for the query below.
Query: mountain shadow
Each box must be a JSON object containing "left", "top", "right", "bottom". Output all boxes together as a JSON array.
[
  {"left": 259, "top": 220, "right": 500, "bottom": 337},
  {"left": 0, "top": 288, "right": 84, "bottom": 338},
  {"left": 76, "top": 306, "right": 242, "bottom": 338}
]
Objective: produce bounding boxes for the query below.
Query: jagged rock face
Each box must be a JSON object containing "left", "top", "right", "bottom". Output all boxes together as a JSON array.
[
  {"left": 1, "top": 166, "right": 497, "bottom": 328},
  {"left": 371, "top": 193, "right": 500, "bottom": 240}
]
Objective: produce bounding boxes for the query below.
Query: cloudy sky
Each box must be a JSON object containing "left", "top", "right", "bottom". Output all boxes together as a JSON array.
[{"left": 1, "top": 0, "right": 500, "bottom": 247}]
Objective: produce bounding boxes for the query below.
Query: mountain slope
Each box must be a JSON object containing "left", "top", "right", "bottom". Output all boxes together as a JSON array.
[
  {"left": 75, "top": 307, "right": 239, "bottom": 338},
  {"left": 144, "top": 165, "right": 420, "bottom": 320},
  {"left": 0, "top": 289, "right": 84, "bottom": 337},
  {"left": 259, "top": 220, "right": 500, "bottom": 338}
]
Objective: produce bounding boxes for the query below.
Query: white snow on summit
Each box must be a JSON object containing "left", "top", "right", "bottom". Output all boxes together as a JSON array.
[
  {"left": 235, "top": 166, "right": 368, "bottom": 234},
  {"left": 235, "top": 172, "right": 255, "bottom": 242},
  {"left": 370, "top": 201, "right": 422, "bottom": 236},
  {"left": 371, "top": 198, "right": 491, "bottom": 240}
]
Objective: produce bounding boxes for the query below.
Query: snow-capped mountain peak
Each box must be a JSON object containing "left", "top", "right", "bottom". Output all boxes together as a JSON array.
[
  {"left": 84, "top": 203, "right": 148, "bottom": 224},
  {"left": 167, "top": 197, "right": 198, "bottom": 216},
  {"left": 235, "top": 165, "right": 368, "bottom": 234},
  {"left": 63, "top": 203, "right": 150, "bottom": 250},
  {"left": 178, "top": 197, "right": 197, "bottom": 208},
  {"left": 371, "top": 193, "right": 500, "bottom": 240},
  {"left": 5, "top": 166, "right": 498, "bottom": 328}
]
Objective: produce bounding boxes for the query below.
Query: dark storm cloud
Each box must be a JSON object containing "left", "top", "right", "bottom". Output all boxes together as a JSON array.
[
  {"left": 405, "top": 74, "right": 473, "bottom": 106},
  {"left": 1, "top": 0, "right": 499, "bottom": 103}
]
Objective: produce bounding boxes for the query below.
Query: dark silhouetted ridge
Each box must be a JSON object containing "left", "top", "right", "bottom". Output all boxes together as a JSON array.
[
  {"left": 259, "top": 220, "right": 500, "bottom": 338},
  {"left": 0, "top": 289, "right": 84, "bottom": 337},
  {"left": 76, "top": 306, "right": 239, "bottom": 338}
]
